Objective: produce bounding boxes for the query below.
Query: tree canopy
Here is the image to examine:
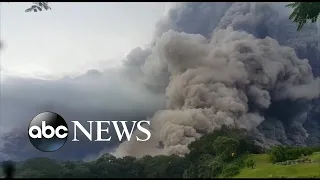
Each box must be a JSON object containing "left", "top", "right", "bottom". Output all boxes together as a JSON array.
[
  {"left": 286, "top": 2, "right": 320, "bottom": 31},
  {"left": 25, "top": 2, "right": 51, "bottom": 12},
  {"left": 0, "top": 126, "right": 262, "bottom": 178},
  {"left": 1, "top": 126, "right": 319, "bottom": 178}
]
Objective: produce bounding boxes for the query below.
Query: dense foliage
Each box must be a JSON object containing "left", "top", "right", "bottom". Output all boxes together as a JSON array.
[
  {"left": 25, "top": 2, "right": 51, "bottom": 13},
  {"left": 268, "top": 145, "right": 320, "bottom": 163},
  {"left": 1, "top": 126, "right": 318, "bottom": 178},
  {"left": 286, "top": 2, "right": 320, "bottom": 30},
  {"left": 183, "top": 126, "right": 259, "bottom": 178},
  {"left": 246, "top": 159, "right": 256, "bottom": 169},
  {"left": 0, "top": 126, "right": 256, "bottom": 178}
]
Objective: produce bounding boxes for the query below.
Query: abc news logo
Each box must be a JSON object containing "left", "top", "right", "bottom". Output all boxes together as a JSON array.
[{"left": 28, "top": 112, "right": 151, "bottom": 152}]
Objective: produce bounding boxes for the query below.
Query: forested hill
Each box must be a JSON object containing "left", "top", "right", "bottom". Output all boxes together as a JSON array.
[{"left": 1, "top": 126, "right": 319, "bottom": 178}]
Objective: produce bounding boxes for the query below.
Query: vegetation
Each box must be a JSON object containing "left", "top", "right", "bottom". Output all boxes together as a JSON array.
[
  {"left": 0, "top": 125, "right": 319, "bottom": 178},
  {"left": 183, "top": 126, "right": 258, "bottom": 178},
  {"left": 235, "top": 152, "right": 320, "bottom": 178},
  {"left": 268, "top": 145, "right": 318, "bottom": 163},
  {"left": 25, "top": 2, "right": 51, "bottom": 13},
  {"left": 3, "top": 2, "right": 51, "bottom": 12},
  {"left": 16, "top": 2, "right": 320, "bottom": 31},
  {"left": 246, "top": 159, "right": 256, "bottom": 169},
  {"left": 0, "top": 2, "right": 317, "bottom": 177},
  {"left": 286, "top": 2, "right": 320, "bottom": 30}
]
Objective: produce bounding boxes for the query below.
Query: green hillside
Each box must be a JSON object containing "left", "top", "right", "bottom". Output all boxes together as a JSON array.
[{"left": 235, "top": 152, "right": 320, "bottom": 178}]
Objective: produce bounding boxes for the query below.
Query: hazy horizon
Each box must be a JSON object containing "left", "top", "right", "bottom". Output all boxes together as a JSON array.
[{"left": 1, "top": 2, "right": 173, "bottom": 79}]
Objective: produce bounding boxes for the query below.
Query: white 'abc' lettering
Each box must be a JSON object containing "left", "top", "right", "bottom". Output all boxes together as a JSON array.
[
  {"left": 28, "top": 121, "right": 68, "bottom": 139},
  {"left": 55, "top": 125, "right": 68, "bottom": 139}
]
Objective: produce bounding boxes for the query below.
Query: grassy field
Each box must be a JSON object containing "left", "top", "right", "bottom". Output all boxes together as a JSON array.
[
  {"left": 234, "top": 152, "right": 320, "bottom": 178},
  {"left": 1, "top": 152, "right": 319, "bottom": 178}
]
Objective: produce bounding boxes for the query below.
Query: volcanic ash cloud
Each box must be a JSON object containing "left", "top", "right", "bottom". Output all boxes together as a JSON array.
[{"left": 114, "top": 27, "right": 320, "bottom": 157}]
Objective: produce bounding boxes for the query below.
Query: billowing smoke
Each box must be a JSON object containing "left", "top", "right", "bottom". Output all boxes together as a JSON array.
[
  {"left": 115, "top": 27, "right": 320, "bottom": 157},
  {"left": 1, "top": 2, "right": 320, "bottom": 161},
  {"left": 114, "top": 2, "right": 320, "bottom": 157}
]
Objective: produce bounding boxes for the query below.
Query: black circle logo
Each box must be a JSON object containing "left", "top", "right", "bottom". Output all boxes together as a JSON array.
[{"left": 28, "top": 112, "right": 68, "bottom": 152}]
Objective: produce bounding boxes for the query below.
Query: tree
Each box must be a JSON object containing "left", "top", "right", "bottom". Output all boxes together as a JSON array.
[
  {"left": 286, "top": 2, "right": 320, "bottom": 31},
  {"left": 222, "top": 163, "right": 242, "bottom": 177},
  {"left": 2, "top": 127, "right": 259, "bottom": 178},
  {"left": 18, "top": 158, "right": 64, "bottom": 178},
  {"left": 0, "top": 2, "right": 51, "bottom": 55},
  {"left": 269, "top": 146, "right": 317, "bottom": 163},
  {"left": 3, "top": 2, "right": 51, "bottom": 12},
  {"left": 25, "top": 2, "right": 51, "bottom": 13},
  {"left": 246, "top": 159, "right": 256, "bottom": 169},
  {"left": 212, "top": 136, "right": 240, "bottom": 162},
  {"left": 269, "top": 145, "right": 288, "bottom": 163},
  {"left": 2, "top": 161, "right": 15, "bottom": 178},
  {"left": 197, "top": 159, "right": 224, "bottom": 178}
]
